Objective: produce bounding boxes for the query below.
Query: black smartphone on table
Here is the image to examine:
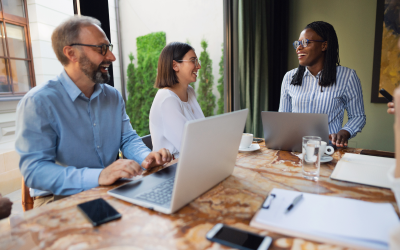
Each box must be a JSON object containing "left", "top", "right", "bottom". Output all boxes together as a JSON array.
[
  {"left": 77, "top": 198, "right": 122, "bottom": 227},
  {"left": 253, "top": 138, "right": 264, "bottom": 143},
  {"left": 379, "top": 88, "right": 393, "bottom": 102},
  {"left": 206, "top": 223, "right": 272, "bottom": 250}
]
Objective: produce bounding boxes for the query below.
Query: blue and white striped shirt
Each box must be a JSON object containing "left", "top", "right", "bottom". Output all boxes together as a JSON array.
[{"left": 278, "top": 66, "right": 366, "bottom": 138}]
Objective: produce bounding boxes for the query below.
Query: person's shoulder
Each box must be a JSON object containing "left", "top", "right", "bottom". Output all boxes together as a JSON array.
[
  {"left": 336, "top": 66, "right": 359, "bottom": 80},
  {"left": 282, "top": 68, "right": 298, "bottom": 83},
  {"left": 102, "top": 84, "right": 122, "bottom": 98},
  {"left": 285, "top": 68, "right": 298, "bottom": 77},
  {"left": 151, "top": 88, "right": 179, "bottom": 107},
  {"left": 336, "top": 66, "right": 356, "bottom": 75},
  {"left": 20, "top": 77, "right": 62, "bottom": 105},
  {"left": 156, "top": 88, "right": 178, "bottom": 100}
]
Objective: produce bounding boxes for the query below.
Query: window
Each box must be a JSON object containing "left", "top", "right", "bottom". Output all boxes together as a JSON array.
[{"left": 0, "top": 0, "right": 35, "bottom": 97}]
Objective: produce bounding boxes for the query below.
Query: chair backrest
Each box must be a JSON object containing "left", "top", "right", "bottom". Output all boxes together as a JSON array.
[
  {"left": 21, "top": 178, "right": 33, "bottom": 211},
  {"left": 141, "top": 134, "right": 153, "bottom": 150}
]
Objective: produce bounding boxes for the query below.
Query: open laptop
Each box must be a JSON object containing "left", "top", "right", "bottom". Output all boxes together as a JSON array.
[
  {"left": 261, "top": 111, "right": 329, "bottom": 152},
  {"left": 108, "top": 109, "right": 248, "bottom": 214}
]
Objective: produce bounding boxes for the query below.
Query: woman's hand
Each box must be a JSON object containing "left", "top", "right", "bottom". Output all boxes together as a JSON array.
[
  {"left": 387, "top": 102, "right": 395, "bottom": 114},
  {"left": 141, "top": 148, "right": 172, "bottom": 170},
  {"left": 329, "top": 130, "right": 351, "bottom": 147}
]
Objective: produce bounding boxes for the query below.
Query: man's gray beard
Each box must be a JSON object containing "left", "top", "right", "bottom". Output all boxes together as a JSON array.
[{"left": 79, "top": 55, "right": 110, "bottom": 84}]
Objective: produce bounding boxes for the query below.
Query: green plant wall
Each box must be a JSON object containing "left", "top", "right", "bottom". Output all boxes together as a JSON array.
[{"left": 126, "top": 32, "right": 166, "bottom": 136}]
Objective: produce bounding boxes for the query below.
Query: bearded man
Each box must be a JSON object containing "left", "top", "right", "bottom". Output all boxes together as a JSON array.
[{"left": 15, "top": 16, "right": 172, "bottom": 208}]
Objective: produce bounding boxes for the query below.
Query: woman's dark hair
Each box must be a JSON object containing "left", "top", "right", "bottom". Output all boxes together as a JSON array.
[
  {"left": 154, "top": 42, "right": 194, "bottom": 88},
  {"left": 291, "top": 21, "right": 340, "bottom": 87}
]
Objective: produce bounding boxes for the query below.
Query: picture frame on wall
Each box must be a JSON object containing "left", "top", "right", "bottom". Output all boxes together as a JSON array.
[{"left": 371, "top": 0, "right": 400, "bottom": 103}]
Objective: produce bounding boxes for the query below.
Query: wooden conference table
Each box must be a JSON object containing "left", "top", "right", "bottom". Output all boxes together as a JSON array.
[{"left": 0, "top": 143, "right": 397, "bottom": 250}]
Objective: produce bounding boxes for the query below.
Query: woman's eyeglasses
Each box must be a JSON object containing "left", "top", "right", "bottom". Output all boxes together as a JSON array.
[
  {"left": 69, "top": 43, "right": 113, "bottom": 56},
  {"left": 293, "top": 39, "right": 325, "bottom": 50},
  {"left": 177, "top": 58, "right": 201, "bottom": 68}
]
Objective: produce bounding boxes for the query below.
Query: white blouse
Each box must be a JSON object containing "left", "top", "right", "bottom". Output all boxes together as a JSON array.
[{"left": 149, "top": 86, "right": 205, "bottom": 158}]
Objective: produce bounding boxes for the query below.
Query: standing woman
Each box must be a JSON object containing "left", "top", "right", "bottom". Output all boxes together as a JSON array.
[
  {"left": 150, "top": 42, "right": 205, "bottom": 159},
  {"left": 279, "top": 21, "right": 366, "bottom": 147}
]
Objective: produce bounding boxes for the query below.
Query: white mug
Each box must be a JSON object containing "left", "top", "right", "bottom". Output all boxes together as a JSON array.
[
  {"left": 320, "top": 141, "right": 334, "bottom": 156},
  {"left": 306, "top": 140, "right": 320, "bottom": 162},
  {"left": 240, "top": 133, "right": 253, "bottom": 148}
]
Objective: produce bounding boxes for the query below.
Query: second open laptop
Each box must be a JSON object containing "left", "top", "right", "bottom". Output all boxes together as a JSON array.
[
  {"left": 261, "top": 111, "right": 329, "bottom": 152},
  {"left": 108, "top": 109, "right": 248, "bottom": 214}
]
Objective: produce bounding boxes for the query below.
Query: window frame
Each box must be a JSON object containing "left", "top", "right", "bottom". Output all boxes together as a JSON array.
[{"left": 0, "top": 0, "right": 35, "bottom": 98}]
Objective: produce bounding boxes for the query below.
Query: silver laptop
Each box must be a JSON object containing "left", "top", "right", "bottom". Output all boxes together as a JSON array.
[
  {"left": 108, "top": 109, "right": 248, "bottom": 214},
  {"left": 261, "top": 111, "right": 329, "bottom": 152}
]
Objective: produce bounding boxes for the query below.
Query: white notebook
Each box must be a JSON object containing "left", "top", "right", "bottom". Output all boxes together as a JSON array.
[
  {"left": 330, "top": 153, "right": 395, "bottom": 189},
  {"left": 250, "top": 188, "right": 399, "bottom": 250}
]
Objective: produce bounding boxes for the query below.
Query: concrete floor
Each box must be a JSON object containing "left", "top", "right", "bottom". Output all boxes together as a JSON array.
[{"left": 4, "top": 189, "right": 24, "bottom": 216}]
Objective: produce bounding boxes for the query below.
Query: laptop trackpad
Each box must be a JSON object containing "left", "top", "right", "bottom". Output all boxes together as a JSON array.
[{"left": 109, "top": 163, "right": 177, "bottom": 198}]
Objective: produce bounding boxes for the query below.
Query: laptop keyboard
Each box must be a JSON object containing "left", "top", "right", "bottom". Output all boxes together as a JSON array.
[{"left": 136, "top": 177, "right": 175, "bottom": 205}]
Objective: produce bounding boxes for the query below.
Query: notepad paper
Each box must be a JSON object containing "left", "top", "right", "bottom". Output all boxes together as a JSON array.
[
  {"left": 330, "top": 153, "right": 395, "bottom": 189},
  {"left": 250, "top": 188, "right": 399, "bottom": 250}
]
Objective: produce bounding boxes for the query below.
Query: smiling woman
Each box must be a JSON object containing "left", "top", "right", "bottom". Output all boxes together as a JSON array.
[
  {"left": 149, "top": 42, "right": 205, "bottom": 159},
  {"left": 278, "top": 21, "right": 366, "bottom": 148}
]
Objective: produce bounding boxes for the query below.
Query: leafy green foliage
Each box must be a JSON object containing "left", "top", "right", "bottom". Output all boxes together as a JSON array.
[
  {"left": 197, "top": 39, "right": 216, "bottom": 117},
  {"left": 217, "top": 44, "right": 224, "bottom": 114},
  {"left": 126, "top": 32, "right": 166, "bottom": 136}
]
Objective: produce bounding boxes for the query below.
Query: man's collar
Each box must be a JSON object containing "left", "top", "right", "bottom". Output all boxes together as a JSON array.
[
  {"left": 58, "top": 69, "right": 105, "bottom": 101},
  {"left": 58, "top": 70, "right": 82, "bottom": 102}
]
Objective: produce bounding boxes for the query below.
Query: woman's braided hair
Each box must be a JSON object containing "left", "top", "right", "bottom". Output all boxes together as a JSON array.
[{"left": 291, "top": 21, "right": 340, "bottom": 87}]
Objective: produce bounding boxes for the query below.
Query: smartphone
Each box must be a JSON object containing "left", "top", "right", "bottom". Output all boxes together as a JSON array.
[
  {"left": 379, "top": 88, "right": 393, "bottom": 102},
  {"left": 253, "top": 138, "right": 264, "bottom": 143},
  {"left": 77, "top": 198, "right": 122, "bottom": 227},
  {"left": 206, "top": 223, "right": 272, "bottom": 250}
]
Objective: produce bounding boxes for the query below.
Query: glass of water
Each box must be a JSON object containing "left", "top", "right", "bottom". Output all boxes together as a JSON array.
[{"left": 302, "top": 136, "right": 321, "bottom": 181}]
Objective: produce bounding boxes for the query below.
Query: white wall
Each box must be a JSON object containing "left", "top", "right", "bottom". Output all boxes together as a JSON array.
[
  {"left": 118, "top": 0, "right": 224, "bottom": 112},
  {"left": 28, "top": 0, "right": 73, "bottom": 86}
]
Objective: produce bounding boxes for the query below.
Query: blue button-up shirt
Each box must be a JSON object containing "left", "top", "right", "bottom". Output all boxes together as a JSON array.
[
  {"left": 278, "top": 66, "right": 366, "bottom": 138},
  {"left": 15, "top": 70, "right": 151, "bottom": 197}
]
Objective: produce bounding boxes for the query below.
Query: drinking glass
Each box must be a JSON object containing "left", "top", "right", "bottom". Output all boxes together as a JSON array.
[{"left": 302, "top": 136, "right": 321, "bottom": 181}]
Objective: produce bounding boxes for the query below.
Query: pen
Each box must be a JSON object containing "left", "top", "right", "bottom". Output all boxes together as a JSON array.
[{"left": 285, "top": 194, "right": 303, "bottom": 213}]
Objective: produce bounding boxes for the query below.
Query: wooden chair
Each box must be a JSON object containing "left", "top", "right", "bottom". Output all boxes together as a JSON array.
[{"left": 21, "top": 178, "right": 34, "bottom": 211}]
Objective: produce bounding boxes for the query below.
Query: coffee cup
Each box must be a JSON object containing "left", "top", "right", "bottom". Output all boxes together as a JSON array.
[
  {"left": 320, "top": 141, "right": 334, "bottom": 156},
  {"left": 240, "top": 133, "right": 253, "bottom": 149}
]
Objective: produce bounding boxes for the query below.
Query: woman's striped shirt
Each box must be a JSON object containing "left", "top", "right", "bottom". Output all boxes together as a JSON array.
[{"left": 278, "top": 66, "right": 366, "bottom": 138}]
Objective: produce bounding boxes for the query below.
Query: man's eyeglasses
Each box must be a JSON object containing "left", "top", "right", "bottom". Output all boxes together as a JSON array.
[
  {"left": 69, "top": 43, "right": 113, "bottom": 56},
  {"left": 293, "top": 39, "right": 325, "bottom": 49},
  {"left": 177, "top": 58, "right": 201, "bottom": 68}
]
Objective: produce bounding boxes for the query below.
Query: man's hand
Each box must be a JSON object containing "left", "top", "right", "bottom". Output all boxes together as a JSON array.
[
  {"left": 0, "top": 194, "right": 12, "bottom": 220},
  {"left": 98, "top": 159, "right": 143, "bottom": 186},
  {"left": 329, "top": 130, "right": 351, "bottom": 148},
  {"left": 387, "top": 102, "right": 395, "bottom": 114},
  {"left": 141, "top": 148, "right": 172, "bottom": 170}
]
